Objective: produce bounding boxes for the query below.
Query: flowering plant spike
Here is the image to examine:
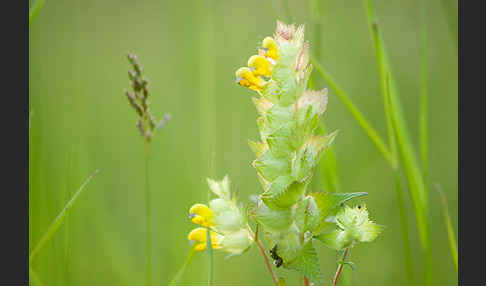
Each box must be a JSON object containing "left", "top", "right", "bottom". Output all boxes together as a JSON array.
[{"left": 235, "top": 21, "right": 382, "bottom": 284}]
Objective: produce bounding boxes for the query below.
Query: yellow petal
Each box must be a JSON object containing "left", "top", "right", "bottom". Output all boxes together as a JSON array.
[
  {"left": 248, "top": 55, "right": 272, "bottom": 77},
  {"left": 189, "top": 203, "right": 215, "bottom": 226},
  {"left": 235, "top": 67, "right": 265, "bottom": 91},
  {"left": 262, "top": 37, "right": 279, "bottom": 60},
  {"left": 187, "top": 227, "right": 224, "bottom": 252}
]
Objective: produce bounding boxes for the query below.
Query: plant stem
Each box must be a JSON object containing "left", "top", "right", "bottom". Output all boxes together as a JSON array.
[
  {"left": 436, "top": 184, "right": 458, "bottom": 274},
  {"left": 247, "top": 225, "right": 279, "bottom": 285},
  {"left": 311, "top": 56, "right": 395, "bottom": 167},
  {"left": 145, "top": 141, "right": 152, "bottom": 286},
  {"left": 332, "top": 248, "right": 350, "bottom": 286},
  {"left": 168, "top": 248, "right": 196, "bottom": 286},
  {"left": 420, "top": 0, "right": 429, "bottom": 187},
  {"left": 394, "top": 172, "right": 415, "bottom": 286},
  {"left": 29, "top": 169, "right": 99, "bottom": 263}
]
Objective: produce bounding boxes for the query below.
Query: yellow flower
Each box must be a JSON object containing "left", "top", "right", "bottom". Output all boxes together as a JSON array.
[
  {"left": 235, "top": 67, "right": 266, "bottom": 91},
  {"left": 189, "top": 203, "right": 215, "bottom": 227},
  {"left": 187, "top": 227, "right": 224, "bottom": 252},
  {"left": 248, "top": 55, "right": 272, "bottom": 77},
  {"left": 262, "top": 37, "right": 279, "bottom": 61}
]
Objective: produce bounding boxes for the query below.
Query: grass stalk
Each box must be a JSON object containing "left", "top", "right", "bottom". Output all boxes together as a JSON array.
[
  {"left": 29, "top": 169, "right": 99, "bottom": 263},
  {"left": 310, "top": 56, "right": 396, "bottom": 167},
  {"left": 206, "top": 227, "right": 214, "bottom": 286},
  {"left": 436, "top": 184, "right": 458, "bottom": 274},
  {"left": 364, "top": 1, "right": 432, "bottom": 283},
  {"left": 29, "top": 267, "right": 44, "bottom": 286},
  {"left": 420, "top": 0, "right": 429, "bottom": 186},
  {"left": 145, "top": 141, "right": 152, "bottom": 286},
  {"left": 168, "top": 248, "right": 196, "bottom": 286},
  {"left": 29, "top": 0, "right": 46, "bottom": 27},
  {"left": 393, "top": 172, "right": 415, "bottom": 286}
]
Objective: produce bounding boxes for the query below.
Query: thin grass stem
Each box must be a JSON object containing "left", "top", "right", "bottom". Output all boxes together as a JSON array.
[
  {"left": 29, "top": 0, "right": 46, "bottom": 27},
  {"left": 168, "top": 248, "right": 196, "bottom": 286},
  {"left": 394, "top": 172, "right": 415, "bottom": 286},
  {"left": 420, "top": 0, "right": 429, "bottom": 187},
  {"left": 144, "top": 141, "right": 152, "bottom": 286},
  {"left": 436, "top": 184, "right": 458, "bottom": 274},
  {"left": 310, "top": 56, "right": 395, "bottom": 167},
  {"left": 29, "top": 267, "right": 44, "bottom": 286},
  {"left": 206, "top": 227, "right": 214, "bottom": 286},
  {"left": 29, "top": 169, "right": 99, "bottom": 263}
]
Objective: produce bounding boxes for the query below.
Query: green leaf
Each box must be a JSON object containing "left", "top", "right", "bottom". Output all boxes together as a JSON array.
[
  {"left": 267, "top": 123, "right": 296, "bottom": 158},
  {"left": 248, "top": 140, "right": 268, "bottom": 158},
  {"left": 291, "top": 143, "right": 316, "bottom": 181},
  {"left": 285, "top": 240, "right": 323, "bottom": 285},
  {"left": 261, "top": 80, "right": 280, "bottom": 103},
  {"left": 295, "top": 196, "right": 320, "bottom": 233},
  {"left": 252, "top": 96, "right": 273, "bottom": 116},
  {"left": 261, "top": 176, "right": 308, "bottom": 210},
  {"left": 310, "top": 192, "right": 367, "bottom": 232},
  {"left": 253, "top": 151, "right": 291, "bottom": 182},
  {"left": 253, "top": 202, "right": 293, "bottom": 232},
  {"left": 315, "top": 230, "right": 349, "bottom": 250}
]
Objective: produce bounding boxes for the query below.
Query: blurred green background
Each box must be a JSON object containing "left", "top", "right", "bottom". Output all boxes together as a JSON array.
[{"left": 29, "top": 0, "right": 457, "bottom": 285}]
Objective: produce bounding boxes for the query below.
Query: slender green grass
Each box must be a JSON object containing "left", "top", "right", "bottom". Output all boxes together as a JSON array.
[
  {"left": 364, "top": 2, "right": 431, "bottom": 285},
  {"left": 384, "top": 71, "right": 432, "bottom": 285},
  {"left": 436, "top": 184, "right": 458, "bottom": 274},
  {"left": 144, "top": 142, "right": 152, "bottom": 286},
  {"left": 420, "top": 0, "right": 429, "bottom": 187},
  {"left": 206, "top": 228, "right": 214, "bottom": 286},
  {"left": 393, "top": 172, "right": 415, "bottom": 286},
  {"left": 168, "top": 248, "right": 196, "bottom": 286},
  {"left": 29, "top": 169, "right": 99, "bottom": 263},
  {"left": 29, "top": 0, "right": 46, "bottom": 27},
  {"left": 30, "top": 267, "right": 45, "bottom": 286},
  {"left": 310, "top": 56, "right": 395, "bottom": 167}
]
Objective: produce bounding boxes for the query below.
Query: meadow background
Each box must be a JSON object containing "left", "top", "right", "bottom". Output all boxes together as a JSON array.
[{"left": 29, "top": 0, "right": 458, "bottom": 285}]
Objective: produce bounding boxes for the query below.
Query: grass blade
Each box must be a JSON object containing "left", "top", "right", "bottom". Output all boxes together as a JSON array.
[
  {"left": 310, "top": 56, "right": 395, "bottom": 167},
  {"left": 29, "top": 0, "right": 46, "bottom": 27},
  {"left": 206, "top": 227, "right": 214, "bottom": 286},
  {"left": 29, "top": 169, "right": 99, "bottom": 263},
  {"left": 364, "top": 1, "right": 432, "bottom": 284},
  {"left": 420, "top": 0, "right": 429, "bottom": 187},
  {"left": 168, "top": 248, "right": 196, "bottom": 286},
  {"left": 29, "top": 267, "right": 44, "bottom": 286},
  {"left": 144, "top": 142, "right": 152, "bottom": 286},
  {"left": 394, "top": 172, "right": 415, "bottom": 286},
  {"left": 436, "top": 184, "right": 458, "bottom": 274}
]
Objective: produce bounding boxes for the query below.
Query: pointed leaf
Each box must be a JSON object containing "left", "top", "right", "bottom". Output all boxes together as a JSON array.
[
  {"left": 253, "top": 202, "right": 293, "bottom": 232},
  {"left": 253, "top": 151, "right": 291, "bottom": 182},
  {"left": 285, "top": 240, "right": 323, "bottom": 285}
]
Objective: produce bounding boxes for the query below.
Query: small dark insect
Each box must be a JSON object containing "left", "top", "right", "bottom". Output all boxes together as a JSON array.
[
  {"left": 358, "top": 205, "right": 362, "bottom": 209},
  {"left": 269, "top": 245, "right": 283, "bottom": 268}
]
